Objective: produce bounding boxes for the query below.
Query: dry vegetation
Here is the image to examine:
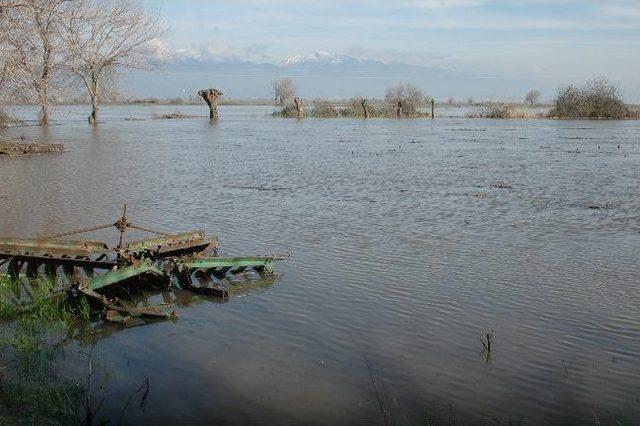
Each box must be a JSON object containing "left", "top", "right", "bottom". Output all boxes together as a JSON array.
[
  {"left": 274, "top": 84, "right": 431, "bottom": 118},
  {"left": 0, "top": 0, "right": 167, "bottom": 125},
  {"left": 467, "top": 102, "right": 543, "bottom": 119},
  {"left": 548, "top": 78, "right": 635, "bottom": 119}
]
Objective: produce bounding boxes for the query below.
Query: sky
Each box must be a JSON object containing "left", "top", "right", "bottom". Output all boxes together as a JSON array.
[{"left": 145, "top": 0, "right": 640, "bottom": 100}]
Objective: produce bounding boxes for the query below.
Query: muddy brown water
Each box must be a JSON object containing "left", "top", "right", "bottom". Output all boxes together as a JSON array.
[{"left": 1, "top": 105, "right": 639, "bottom": 424}]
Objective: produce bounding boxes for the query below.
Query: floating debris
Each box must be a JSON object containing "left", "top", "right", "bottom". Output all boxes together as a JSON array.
[
  {"left": 585, "top": 202, "right": 614, "bottom": 210},
  {"left": 152, "top": 111, "right": 199, "bottom": 119},
  {"left": 471, "top": 192, "right": 488, "bottom": 198},
  {"left": 489, "top": 181, "right": 513, "bottom": 189},
  {"left": 0, "top": 138, "right": 63, "bottom": 156},
  {"left": 0, "top": 205, "right": 285, "bottom": 325}
]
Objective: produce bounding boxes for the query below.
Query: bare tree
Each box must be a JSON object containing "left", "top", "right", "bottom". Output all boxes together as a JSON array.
[
  {"left": 61, "top": 0, "right": 166, "bottom": 123},
  {"left": 273, "top": 78, "right": 295, "bottom": 106},
  {"left": 384, "top": 84, "right": 425, "bottom": 117},
  {"left": 0, "top": 0, "right": 68, "bottom": 125},
  {"left": 524, "top": 89, "right": 541, "bottom": 106}
]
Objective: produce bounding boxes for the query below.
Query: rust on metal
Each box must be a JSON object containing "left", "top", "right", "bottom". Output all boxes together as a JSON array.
[{"left": 0, "top": 205, "right": 286, "bottom": 325}]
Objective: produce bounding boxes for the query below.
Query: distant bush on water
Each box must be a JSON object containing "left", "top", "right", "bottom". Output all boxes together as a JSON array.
[
  {"left": 311, "top": 99, "right": 342, "bottom": 118},
  {"left": 467, "top": 102, "right": 541, "bottom": 119},
  {"left": 272, "top": 104, "right": 300, "bottom": 118},
  {"left": 273, "top": 96, "right": 429, "bottom": 119},
  {"left": 548, "top": 78, "right": 633, "bottom": 119}
]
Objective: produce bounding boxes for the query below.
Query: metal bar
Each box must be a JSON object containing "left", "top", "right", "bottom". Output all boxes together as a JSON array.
[
  {"left": 126, "top": 231, "right": 214, "bottom": 252},
  {"left": 38, "top": 223, "right": 115, "bottom": 240},
  {"left": 0, "top": 253, "right": 117, "bottom": 269},
  {"left": 177, "top": 256, "right": 282, "bottom": 270},
  {"left": 88, "top": 262, "right": 166, "bottom": 290},
  {"left": 0, "top": 238, "right": 109, "bottom": 255}
]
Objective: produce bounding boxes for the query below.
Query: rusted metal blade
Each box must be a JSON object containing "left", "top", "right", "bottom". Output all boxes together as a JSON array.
[
  {"left": 0, "top": 238, "right": 109, "bottom": 258},
  {"left": 25, "top": 261, "right": 41, "bottom": 278},
  {"left": 231, "top": 266, "right": 247, "bottom": 275},
  {"left": 212, "top": 266, "right": 231, "bottom": 280},
  {"left": 0, "top": 253, "right": 117, "bottom": 270},
  {"left": 176, "top": 256, "right": 282, "bottom": 273},
  {"left": 126, "top": 231, "right": 218, "bottom": 257},
  {"left": 7, "top": 259, "right": 23, "bottom": 277},
  {"left": 45, "top": 263, "right": 58, "bottom": 277}
]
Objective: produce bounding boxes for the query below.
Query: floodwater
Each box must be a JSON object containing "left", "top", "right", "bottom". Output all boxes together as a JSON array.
[{"left": 1, "top": 105, "right": 639, "bottom": 424}]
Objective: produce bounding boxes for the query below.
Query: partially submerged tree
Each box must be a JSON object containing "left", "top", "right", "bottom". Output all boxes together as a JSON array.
[
  {"left": 61, "top": 0, "right": 166, "bottom": 123},
  {"left": 549, "top": 78, "right": 629, "bottom": 119},
  {"left": 524, "top": 89, "right": 541, "bottom": 106},
  {"left": 273, "top": 78, "right": 295, "bottom": 106},
  {"left": 198, "top": 88, "right": 223, "bottom": 119},
  {"left": 384, "top": 84, "right": 425, "bottom": 118},
  {"left": 293, "top": 97, "right": 303, "bottom": 119},
  {"left": 0, "top": 0, "right": 68, "bottom": 125}
]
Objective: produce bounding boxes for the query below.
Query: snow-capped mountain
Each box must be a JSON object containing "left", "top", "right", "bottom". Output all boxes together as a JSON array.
[
  {"left": 121, "top": 51, "right": 535, "bottom": 100},
  {"left": 283, "top": 51, "right": 350, "bottom": 66}
]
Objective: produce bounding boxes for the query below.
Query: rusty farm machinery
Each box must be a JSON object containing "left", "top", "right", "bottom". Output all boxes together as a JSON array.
[{"left": 0, "top": 206, "right": 285, "bottom": 324}]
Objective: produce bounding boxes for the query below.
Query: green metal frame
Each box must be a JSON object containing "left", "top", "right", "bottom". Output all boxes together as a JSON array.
[
  {"left": 88, "top": 261, "right": 166, "bottom": 290},
  {"left": 177, "top": 256, "right": 277, "bottom": 273}
]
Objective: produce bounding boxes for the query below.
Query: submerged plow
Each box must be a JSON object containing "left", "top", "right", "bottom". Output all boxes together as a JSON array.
[{"left": 0, "top": 205, "right": 286, "bottom": 324}]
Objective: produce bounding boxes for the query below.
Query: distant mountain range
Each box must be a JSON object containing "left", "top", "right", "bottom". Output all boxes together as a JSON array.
[{"left": 120, "top": 51, "right": 536, "bottom": 101}]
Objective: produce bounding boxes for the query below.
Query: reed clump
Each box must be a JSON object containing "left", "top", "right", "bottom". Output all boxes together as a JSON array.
[
  {"left": 275, "top": 97, "right": 428, "bottom": 118},
  {"left": 467, "top": 102, "right": 541, "bottom": 119}
]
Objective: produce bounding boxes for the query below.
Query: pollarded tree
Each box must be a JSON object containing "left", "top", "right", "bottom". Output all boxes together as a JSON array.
[
  {"left": 524, "top": 89, "right": 541, "bottom": 106},
  {"left": 61, "top": 0, "right": 167, "bottom": 123}
]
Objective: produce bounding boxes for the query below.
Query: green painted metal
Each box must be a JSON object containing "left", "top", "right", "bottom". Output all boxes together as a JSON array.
[
  {"left": 177, "top": 256, "right": 277, "bottom": 273},
  {"left": 126, "top": 231, "right": 218, "bottom": 254},
  {"left": 0, "top": 252, "right": 117, "bottom": 269},
  {"left": 88, "top": 261, "right": 166, "bottom": 290},
  {"left": 0, "top": 238, "right": 108, "bottom": 256}
]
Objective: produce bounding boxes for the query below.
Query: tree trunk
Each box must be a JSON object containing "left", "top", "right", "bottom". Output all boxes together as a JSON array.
[
  {"left": 89, "top": 93, "right": 98, "bottom": 124},
  {"left": 294, "top": 97, "right": 303, "bottom": 119},
  {"left": 39, "top": 51, "right": 51, "bottom": 126},
  {"left": 396, "top": 101, "right": 403, "bottom": 118},
  {"left": 361, "top": 99, "right": 369, "bottom": 119},
  {"left": 40, "top": 104, "right": 49, "bottom": 126},
  {"left": 198, "top": 89, "right": 222, "bottom": 120}
]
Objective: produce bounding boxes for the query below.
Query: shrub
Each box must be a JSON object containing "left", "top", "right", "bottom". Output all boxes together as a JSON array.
[
  {"left": 467, "top": 102, "right": 539, "bottom": 119},
  {"left": 311, "top": 99, "right": 341, "bottom": 118},
  {"left": 384, "top": 84, "right": 426, "bottom": 117},
  {"left": 272, "top": 103, "right": 299, "bottom": 118},
  {"left": 548, "top": 78, "right": 629, "bottom": 119}
]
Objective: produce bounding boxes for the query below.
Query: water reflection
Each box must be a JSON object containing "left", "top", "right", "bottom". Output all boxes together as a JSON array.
[{"left": 1, "top": 105, "right": 639, "bottom": 424}]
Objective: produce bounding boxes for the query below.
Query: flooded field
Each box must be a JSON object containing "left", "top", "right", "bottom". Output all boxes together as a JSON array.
[{"left": 1, "top": 105, "right": 639, "bottom": 424}]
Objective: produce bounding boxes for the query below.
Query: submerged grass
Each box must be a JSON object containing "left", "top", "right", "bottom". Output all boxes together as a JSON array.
[{"left": 0, "top": 274, "right": 91, "bottom": 424}]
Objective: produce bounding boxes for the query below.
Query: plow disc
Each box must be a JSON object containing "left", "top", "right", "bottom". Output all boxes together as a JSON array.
[{"left": 0, "top": 205, "right": 286, "bottom": 324}]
